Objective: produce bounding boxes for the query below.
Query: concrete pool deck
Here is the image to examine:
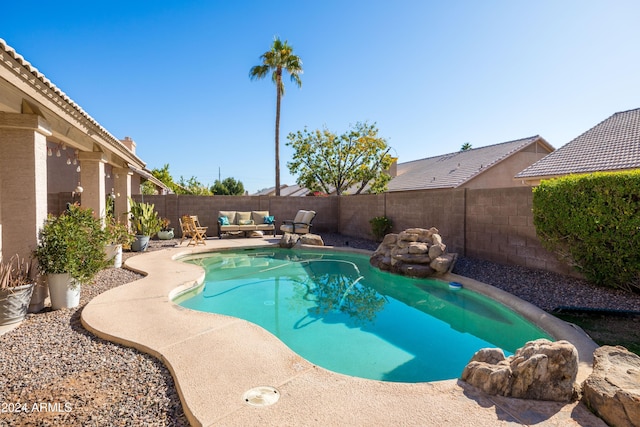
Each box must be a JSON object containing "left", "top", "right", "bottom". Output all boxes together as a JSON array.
[{"left": 81, "top": 237, "right": 605, "bottom": 426}]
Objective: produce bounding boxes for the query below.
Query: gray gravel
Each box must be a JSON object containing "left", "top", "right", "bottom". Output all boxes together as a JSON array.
[
  {"left": 2, "top": 234, "right": 639, "bottom": 426},
  {"left": 0, "top": 246, "right": 188, "bottom": 426}
]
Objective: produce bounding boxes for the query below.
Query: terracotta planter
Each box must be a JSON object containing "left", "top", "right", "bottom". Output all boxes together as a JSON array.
[
  {"left": 0, "top": 283, "right": 35, "bottom": 325},
  {"left": 48, "top": 273, "right": 80, "bottom": 310}
]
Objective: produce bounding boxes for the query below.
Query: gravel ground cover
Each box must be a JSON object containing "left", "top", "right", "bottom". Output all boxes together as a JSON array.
[{"left": 1, "top": 233, "right": 639, "bottom": 426}]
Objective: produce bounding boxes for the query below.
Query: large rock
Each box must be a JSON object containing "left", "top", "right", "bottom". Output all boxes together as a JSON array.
[
  {"left": 582, "top": 345, "right": 640, "bottom": 427},
  {"left": 300, "top": 233, "right": 324, "bottom": 246},
  {"left": 461, "top": 339, "right": 579, "bottom": 402},
  {"left": 279, "top": 233, "right": 300, "bottom": 248},
  {"left": 369, "top": 227, "right": 456, "bottom": 278}
]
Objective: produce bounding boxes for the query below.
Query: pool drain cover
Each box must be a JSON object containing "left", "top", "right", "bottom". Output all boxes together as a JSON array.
[{"left": 243, "top": 386, "right": 280, "bottom": 407}]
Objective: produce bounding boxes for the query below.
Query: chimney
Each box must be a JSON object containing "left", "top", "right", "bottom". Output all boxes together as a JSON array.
[
  {"left": 386, "top": 157, "right": 398, "bottom": 177},
  {"left": 120, "top": 136, "right": 136, "bottom": 154}
]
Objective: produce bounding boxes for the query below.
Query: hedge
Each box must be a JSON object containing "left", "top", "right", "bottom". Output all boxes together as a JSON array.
[{"left": 532, "top": 170, "right": 640, "bottom": 292}]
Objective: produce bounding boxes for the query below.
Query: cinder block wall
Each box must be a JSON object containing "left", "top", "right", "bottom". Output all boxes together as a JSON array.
[
  {"left": 464, "top": 187, "right": 574, "bottom": 275},
  {"left": 48, "top": 186, "right": 575, "bottom": 276}
]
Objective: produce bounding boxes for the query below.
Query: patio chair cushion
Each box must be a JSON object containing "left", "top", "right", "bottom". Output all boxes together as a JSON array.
[
  {"left": 251, "top": 210, "right": 270, "bottom": 225},
  {"left": 218, "top": 211, "right": 237, "bottom": 225},
  {"left": 301, "top": 210, "right": 316, "bottom": 225},
  {"left": 263, "top": 215, "right": 275, "bottom": 224},
  {"left": 236, "top": 211, "right": 252, "bottom": 224},
  {"left": 218, "top": 216, "right": 230, "bottom": 226},
  {"left": 293, "top": 210, "right": 307, "bottom": 223}
]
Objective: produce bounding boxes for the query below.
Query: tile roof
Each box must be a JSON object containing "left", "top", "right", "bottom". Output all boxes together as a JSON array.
[
  {"left": 252, "top": 184, "right": 311, "bottom": 197},
  {"left": 516, "top": 108, "right": 640, "bottom": 179},
  {"left": 388, "top": 136, "right": 546, "bottom": 191},
  {"left": 0, "top": 38, "right": 143, "bottom": 167}
]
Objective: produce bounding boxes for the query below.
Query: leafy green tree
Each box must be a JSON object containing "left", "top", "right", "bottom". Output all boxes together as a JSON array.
[
  {"left": 140, "top": 180, "right": 158, "bottom": 195},
  {"left": 151, "top": 164, "right": 176, "bottom": 188},
  {"left": 150, "top": 164, "right": 212, "bottom": 195},
  {"left": 211, "top": 177, "right": 245, "bottom": 195},
  {"left": 460, "top": 142, "right": 472, "bottom": 151},
  {"left": 287, "top": 122, "right": 394, "bottom": 195},
  {"left": 177, "top": 176, "right": 213, "bottom": 195},
  {"left": 250, "top": 36, "right": 303, "bottom": 196}
]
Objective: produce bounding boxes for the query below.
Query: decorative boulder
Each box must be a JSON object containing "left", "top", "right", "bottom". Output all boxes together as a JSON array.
[
  {"left": 300, "top": 233, "right": 324, "bottom": 246},
  {"left": 369, "top": 227, "right": 456, "bottom": 278},
  {"left": 582, "top": 345, "right": 640, "bottom": 427},
  {"left": 461, "top": 339, "right": 579, "bottom": 402},
  {"left": 279, "top": 233, "right": 300, "bottom": 248}
]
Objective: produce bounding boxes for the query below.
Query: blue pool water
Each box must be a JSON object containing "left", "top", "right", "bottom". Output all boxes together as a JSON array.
[{"left": 178, "top": 248, "right": 551, "bottom": 382}]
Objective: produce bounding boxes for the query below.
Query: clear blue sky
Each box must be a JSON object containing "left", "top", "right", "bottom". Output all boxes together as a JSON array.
[{"left": 2, "top": 1, "right": 640, "bottom": 193}]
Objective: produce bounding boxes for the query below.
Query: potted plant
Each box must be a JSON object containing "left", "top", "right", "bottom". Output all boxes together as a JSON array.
[
  {"left": 128, "top": 198, "right": 162, "bottom": 251},
  {"left": 104, "top": 218, "right": 135, "bottom": 268},
  {"left": 34, "top": 204, "right": 108, "bottom": 310},
  {"left": 157, "top": 218, "right": 174, "bottom": 240},
  {"left": 0, "top": 255, "right": 37, "bottom": 325}
]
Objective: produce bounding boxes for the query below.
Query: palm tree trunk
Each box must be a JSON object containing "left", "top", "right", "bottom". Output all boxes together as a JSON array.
[{"left": 275, "top": 72, "right": 282, "bottom": 196}]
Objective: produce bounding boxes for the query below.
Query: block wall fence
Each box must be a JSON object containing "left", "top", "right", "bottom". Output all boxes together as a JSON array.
[{"left": 50, "top": 186, "right": 575, "bottom": 276}]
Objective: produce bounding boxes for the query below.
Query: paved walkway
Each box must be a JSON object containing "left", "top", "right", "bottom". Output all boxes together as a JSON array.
[{"left": 81, "top": 238, "right": 605, "bottom": 426}]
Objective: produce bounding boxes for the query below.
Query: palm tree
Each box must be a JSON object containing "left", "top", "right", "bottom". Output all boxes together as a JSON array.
[
  {"left": 460, "top": 142, "right": 472, "bottom": 151},
  {"left": 250, "top": 37, "right": 303, "bottom": 196}
]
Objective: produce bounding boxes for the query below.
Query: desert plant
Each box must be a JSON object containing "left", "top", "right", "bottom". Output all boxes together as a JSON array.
[
  {"left": 533, "top": 171, "right": 640, "bottom": 292},
  {"left": 370, "top": 216, "right": 393, "bottom": 242},
  {"left": 160, "top": 218, "right": 172, "bottom": 232},
  {"left": 104, "top": 218, "right": 136, "bottom": 246},
  {"left": 0, "top": 255, "right": 35, "bottom": 290},
  {"left": 34, "top": 204, "right": 109, "bottom": 285},
  {"left": 128, "top": 198, "right": 162, "bottom": 236}
]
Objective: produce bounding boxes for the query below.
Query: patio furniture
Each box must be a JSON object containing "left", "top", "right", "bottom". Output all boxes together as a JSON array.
[
  {"left": 179, "top": 215, "right": 208, "bottom": 244},
  {"left": 180, "top": 215, "right": 206, "bottom": 246},
  {"left": 280, "top": 210, "right": 316, "bottom": 235},
  {"left": 217, "top": 210, "right": 276, "bottom": 237},
  {"left": 191, "top": 215, "right": 208, "bottom": 238}
]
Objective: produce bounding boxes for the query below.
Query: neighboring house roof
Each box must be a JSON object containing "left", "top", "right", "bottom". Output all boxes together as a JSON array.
[
  {"left": 516, "top": 108, "right": 640, "bottom": 180},
  {"left": 388, "top": 136, "right": 550, "bottom": 191},
  {"left": 252, "top": 184, "right": 311, "bottom": 197}
]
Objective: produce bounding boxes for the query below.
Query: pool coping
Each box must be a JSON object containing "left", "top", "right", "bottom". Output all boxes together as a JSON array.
[{"left": 81, "top": 238, "right": 603, "bottom": 427}]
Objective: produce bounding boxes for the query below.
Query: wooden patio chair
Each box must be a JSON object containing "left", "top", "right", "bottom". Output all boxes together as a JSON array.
[
  {"left": 191, "top": 215, "right": 208, "bottom": 238},
  {"left": 180, "top": 215, "right": 206, "bottom": 246}
]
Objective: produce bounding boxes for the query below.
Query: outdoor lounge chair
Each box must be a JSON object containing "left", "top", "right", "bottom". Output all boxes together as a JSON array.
[
  {"left": 280, "top": 210, "right": 316, "bottom": 235},
  {"left": 180, "top": 215, "right": 206, "bottom": 246}
]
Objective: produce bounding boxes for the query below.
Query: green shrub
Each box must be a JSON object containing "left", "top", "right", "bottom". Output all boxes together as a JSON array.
[
  {"left": 370, "top": 216, "right": 392, "bottom": 242},
  {"left": 34, "top": 204, "right": 108, "bottom": 285},
  {"left": 532, "top": 171, "right": 640, "bottom": 292}
]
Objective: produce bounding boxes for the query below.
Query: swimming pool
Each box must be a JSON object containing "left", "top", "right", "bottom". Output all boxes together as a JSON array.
[{"left": 178, "top": 248, "right": 551, "bottom": 382}]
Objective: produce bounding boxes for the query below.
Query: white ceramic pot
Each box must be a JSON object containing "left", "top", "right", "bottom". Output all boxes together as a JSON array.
[
  {"left": 157, "top": 229, "right": 174, "bottom": 240},
  {"left": 48, "top": 273, "right": 80, "bottom": 310},
  {"left": 105, "top": 244, "right": 123, "bottom": 268}
]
